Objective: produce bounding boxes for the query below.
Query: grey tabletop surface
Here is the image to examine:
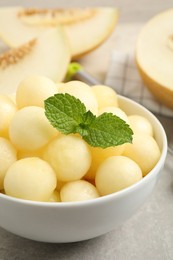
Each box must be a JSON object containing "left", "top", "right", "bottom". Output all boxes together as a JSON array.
[{"left": 0, "top": 0, "right": 173, "bottom": 259}]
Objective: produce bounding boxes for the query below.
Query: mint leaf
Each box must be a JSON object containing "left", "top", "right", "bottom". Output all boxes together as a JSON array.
[
  {"left": 82, "top": 113, "right": 133, "bottom": 148},
  {"left": 44, "top": 93, "right": 86, "bottom": 134},
  {"left": 76, "top": 111, "right": 96, "bottom": 137},
  {"left": 44, "top": 93, "right": 133, "bottom": 148}
]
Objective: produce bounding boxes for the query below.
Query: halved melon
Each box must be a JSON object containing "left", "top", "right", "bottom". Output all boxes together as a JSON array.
[
  {"left": 0, "top": 7, "right": 118, "bottom": 58},
  {"left": 136, "top": 9, "right": 173, "bottom": 109},
  {"left": 0, "top": 27, "right": 70, "bottom": 94}
]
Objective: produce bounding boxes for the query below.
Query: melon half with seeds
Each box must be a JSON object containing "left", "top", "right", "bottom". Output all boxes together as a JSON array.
[
  {"left": 136, "top": 9, "right": 173, "bottom": 109},
  {"left": 0, "top": 7, "right": 118, "bottom": 58},
  {"left": 0, "top": 28, "right": 70, "bottom": 94}
]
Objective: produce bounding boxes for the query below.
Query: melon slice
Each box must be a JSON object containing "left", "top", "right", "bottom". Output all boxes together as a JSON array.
[
  {"left": 63, "top": 8, "right": 118, "bottom": 58},
  {"left": 0, "top": 7, "right": 118, "bottom": 58},
  {"left": 136, "top": 9, "right": 173, "bottom": 109},
  {"left": 0, "top": 27, "right": 70, "bottom": 94},
  {"left": 0, "top": 7, "right": 45, "bottom": 47}
]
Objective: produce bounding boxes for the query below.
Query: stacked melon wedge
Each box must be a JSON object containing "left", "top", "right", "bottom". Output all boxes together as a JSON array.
[{"left": 0, "top": 7, "right": 118, "bottom": 92}]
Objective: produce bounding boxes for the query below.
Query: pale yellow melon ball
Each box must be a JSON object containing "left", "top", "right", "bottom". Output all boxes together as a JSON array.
[
  {"left": 85, "top": 145, "right": 125, "bottom": 180},
  {"left": 43, "top": 135, "right": 92, "bottom": 182},
  {"left": 0, "top": 95, "right": 17, "bottom": 138},
  {"left": 9, "top": 106, "right": 58, "bottom": 151},
  {"left": 123, "top": 133, "right": 161, "bottom": 176},
  {"left": 16, "top": 75, "right": 58, "bottom": 108},
  {"left": 92, "top": 85, "right": 118, "bottom": 109},
  {"left": 99, "top": 106, "right": 129, "bottom": 124},
  {"left": 4, "top": 157, "right": 57, "bottom": 202},
  {"left": 49, "top": 190, "right": 61, "bottom": 202},
  {"left": 60, "top": 180, "right": 99, "bottom": 202},
  {"left": 0, "top": 137, "right": 17, "bottom": 190},
  {"left": 95, "top": 156, "right": 142, "bottom": 196},
  {"left": 128, "top": 115, "right": 153, "bottom": 136},
  {"left": 59, "top": 80, "right": 98, "bottom": 115}
]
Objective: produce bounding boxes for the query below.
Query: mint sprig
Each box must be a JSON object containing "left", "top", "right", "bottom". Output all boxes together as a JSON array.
[{"left": 44, "top": 93, "right": 133, "bottom": 148}]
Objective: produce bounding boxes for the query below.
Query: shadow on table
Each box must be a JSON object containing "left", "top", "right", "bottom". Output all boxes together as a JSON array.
[{"left": 0, "top": 227, "right": 110, "bottom": 260}]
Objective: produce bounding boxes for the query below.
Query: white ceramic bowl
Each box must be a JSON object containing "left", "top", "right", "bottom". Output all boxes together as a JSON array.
[{"left": 0, "top": 96, "right": 167, "bottom": 243}]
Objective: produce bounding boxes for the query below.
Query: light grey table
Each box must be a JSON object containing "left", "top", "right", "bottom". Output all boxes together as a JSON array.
[{"left": 0, "top": 1, "right": 173, "bottom": 259}]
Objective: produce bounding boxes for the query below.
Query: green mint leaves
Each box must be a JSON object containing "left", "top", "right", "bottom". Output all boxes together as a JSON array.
[
  {"left": 44, "top": 93, "right": 133, "bottom": 148},
  {"left": 44, "top": 93, "right": 86, "bottom": 134}
]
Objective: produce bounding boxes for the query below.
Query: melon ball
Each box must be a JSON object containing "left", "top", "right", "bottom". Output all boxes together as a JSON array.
[
  {"left": 60, "top": 180, "right": 99, "bottom": 202},
  {"left": 16, "top": 75, "right": 58, "bottom": 108},
  {"left": 49, "top": 190, "right": 61, "bottom": 202},
  {"left": 9, "top": 106, "right": 58, "bottom": 151},
  {"left": 95, "top": 156, "right": 142, "bottom": 196},
  {"left": 85, "top": 145, "right": 125, "bottom": 180},
  {"left": 99, "top": 106, "right": 129, "bottom": 123},
  {"left": 0, "top": 95, "right": 17, "bottom": 137},
  {"left": 0, "top": 137, "right": 17, "bottom": 190},
  {"left": 123, "top": 133, "right": 161, "bottom": 176},
  {"left": 128, "top": 115, "right": 153, "bottom": 136},
  {"left": 59, "top": 80, "right": 98, "bottom": 115},
  {"left": 43, "top": 135, "right": 91, "bottom": 182},
  {"left": 4, "top": 157, "right": 57, "bottom": 202},
  {"left": 92, "top": 85, "right": 118, "bottom": 109}
]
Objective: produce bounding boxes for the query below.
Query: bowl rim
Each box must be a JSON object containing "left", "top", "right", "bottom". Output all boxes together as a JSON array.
[{"left": 0, "top": 95, "right": 168, "bottom": 208}]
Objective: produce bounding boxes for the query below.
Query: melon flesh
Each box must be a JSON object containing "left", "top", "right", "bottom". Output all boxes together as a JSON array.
[
  {"left": 0, "top": 7, "right": 45, "bottom": 47},
  {"left": 0, "top": 28, "right": 70, "bottom": 94},
  {"left": 63, "top": 8, "right": 118, "bottom": 58},
  {"left": 0, "top": 7, "right": 118, "bottom": 58},
  {"left": 136, "top": 9, "right": 173, "bottom": 109}
]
